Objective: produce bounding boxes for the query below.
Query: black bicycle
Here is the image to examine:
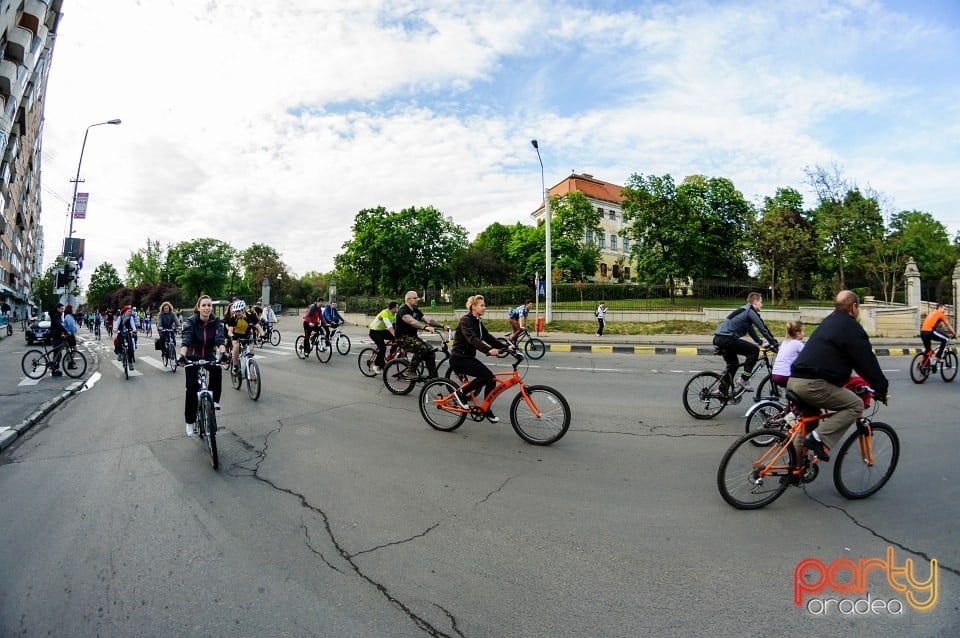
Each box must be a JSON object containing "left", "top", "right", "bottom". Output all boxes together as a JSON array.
[
  {"left": 295, "top": 328, "right": 333, "bottom": 363},
  {"left": 382, "top": 329, "right": 452, "bottom": 395},
  {"left": 159, "top": 328, "right": 178, "bottom": 373},
  {"left": 21, "top": 340, "right": 88, "bottom": 379},
  {"left": 116, "top": 328, "right": 137, "bottom": 380},
  {"left": 182, "top": 359, "right": 220, "bottom": 470},
  {"left": 682, "top": 344, "right": 778, "bottom": 419}
]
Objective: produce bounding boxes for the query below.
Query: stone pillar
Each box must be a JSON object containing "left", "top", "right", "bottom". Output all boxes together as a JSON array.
[
  {"left": 904, "top": 257, "right": 921, "bottom": 309},
  {"left": 261, "top": 277, "right": 271, "bottom": 306},
  {"left": 953, "top": 262, "right": 960, "bottom": 320}
]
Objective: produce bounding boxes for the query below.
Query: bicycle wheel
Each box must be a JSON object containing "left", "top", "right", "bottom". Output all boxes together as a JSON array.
[
  {"left": 682, "top": 371, "right": 728, "bottom": 419},
  {"left": 833, "top": 422, "right": 899, "bottom": 499},
  {"left": 909, "top": 353, "right": 930, "bottom": 384},
  {"left": 744, "top": 399, "right": 789, "bottom": 443},
  {"left": 510, "top": 385, "right": 571, "bottom": 445},
  {"left": 383, "top": 358, "right": 416, "bottom": 395},
  {"left": 940, "top": 350, "right": 958, "bottom": 382},
  {"left": 166, "top": 342, "right": 178, "bottom": 372},
  {"left": 20, "top": 349, "right": 48, "bottom": 379},
  {"left": 295, "top": 335, "right": 307, "bottom": 360},
  {"left": 198, "top": 395, "right": 219, "bottom": 470},
  {"left": 336, "top": 333, "right": 351, "bottom": 355},
  {"left": 524, "top": 337, "right": 546, "bottom": 360},
  {"left": 62, "top": 349, "right": 88, "bottom": 379},
  {"left": 122, "top": 350, "right": 129, "bottom": 380},
  {"left": 358, "top": 347, "right": 379, "bottom": 377},
  {"left": 314, "top": 337, "right": 333, "bottom": 363},
  {"left": 434, "top": 354, "right": 449, "bottom": 379},
  {"left": 246, "top": 359, "right": 262, "bottom": 400},
  {"left": 753, "top": 374, "right": 782, "bottom": 401},
  {"left": 717, "top": 429, "right": 796, "bottom": 509},
  {"left": 419, "top": 378, "right": 467, "bottom": 431},
  {"left": 269, "top": 329, "right": 281, "bottom": 346},
  {"left": 231, "top": 364, "right": 242, "bottom": 390}
]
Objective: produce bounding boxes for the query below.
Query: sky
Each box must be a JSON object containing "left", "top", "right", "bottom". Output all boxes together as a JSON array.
[{"left": 38, "top": 0, "right": 960, "bottom": 283}]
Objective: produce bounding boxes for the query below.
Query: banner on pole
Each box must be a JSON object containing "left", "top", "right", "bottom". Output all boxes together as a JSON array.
[{"left": 73, "top": 192, "right": 89, "bottom": 219}]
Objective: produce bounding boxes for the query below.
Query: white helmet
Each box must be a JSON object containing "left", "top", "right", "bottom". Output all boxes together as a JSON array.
[{"left": 231, "top": 300, "right": 246, "bottom": 313}]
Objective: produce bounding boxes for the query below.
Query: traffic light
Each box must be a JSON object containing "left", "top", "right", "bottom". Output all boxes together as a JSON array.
[
  {"left": 64, "top": 260, "right": 77, "bottom": 283},
  {"left": 54, "top": 270, "right": 67, "bottom": 290}
]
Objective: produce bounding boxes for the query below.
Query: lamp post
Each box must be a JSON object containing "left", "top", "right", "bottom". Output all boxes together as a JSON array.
[
  {"left": 67, "top": 119, "right": 122, "bottom": 243},
  {"left": 531, "top": 140, "right": 552, "bottom": 323}
]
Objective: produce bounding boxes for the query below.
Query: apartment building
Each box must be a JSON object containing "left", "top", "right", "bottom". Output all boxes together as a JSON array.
[
  {"left": 530, "top": 173, "right": 633, "bottom": 282},
  {"left": 0, "top": 0, "right": 61, "bottom": 317}
]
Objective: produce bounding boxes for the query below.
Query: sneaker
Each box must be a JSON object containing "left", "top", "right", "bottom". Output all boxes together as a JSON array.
[
  {"left": 213, "top": 402, "right": 221, "bottom": 410},
  {"left": 736, "top": 377, "right": 754, "bottom": 392},
  {"left": 373, "top": 365, "right": 382, "bottom": 374},
  {"left": 185, "top": 422, "right": 195, "bottom": 437},
  {"left": 233, "top": 365, "right": 240, "bottom": 376},
  {"left": 51, "top": 370, "right": 63, "bottom": 377},
  {"left": 128, "top": 363, "right": 134, "bottom": 370},
  {"left": 804, "top": 433, "right": 830, "bottom": 462},
  {"left": 486, "top": 411, "right": 500, "bottom": 424},
  {"left": 453, "top": 390, "right": 469, "bottom": 408}
]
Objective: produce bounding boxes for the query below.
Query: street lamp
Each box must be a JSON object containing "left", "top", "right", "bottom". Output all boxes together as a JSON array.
[
  {"left": 531, "top": 140, "right": 552, "bottom": 323},
  {"left": 67, "top": 119, "right": 122, "bottom": 243}
]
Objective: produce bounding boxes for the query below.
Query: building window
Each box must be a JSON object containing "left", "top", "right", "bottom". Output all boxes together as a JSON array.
[
  {"left": 623, "top": 236, "right": 629, "bottom": 252},
  {"left": 609, "top": 210, "right": 615, "bottom": 221},
  {"left": 610, "top": 234, "right": 617, "bottom": 251},
  {"left": 597, "top": 206, "right": 604, "bottom": 215},
  {"left": 600, "top": 263, "right": 608, "bottom": 278},
  {"left": 612, "top": 264, "right": 620, "bottom": 279},
  {"left": 598, "top": 234, "right": 605, "bottom": 249},
  {"left": 624, "top": 266, "right": 631, "bottom": 280},
  {"left": 585, "top": 230, "right": 593, "bottom": 245}
]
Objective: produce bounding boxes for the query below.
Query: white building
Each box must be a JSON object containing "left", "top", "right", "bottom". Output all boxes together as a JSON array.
[
  {"left": 530, "top": 172, "right": 633, "bottom": 282},
  {"left": 0, "top": 0, "right": 61, "bottom": 317}
]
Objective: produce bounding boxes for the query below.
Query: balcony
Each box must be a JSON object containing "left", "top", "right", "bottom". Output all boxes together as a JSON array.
[
  {"left": 21, "top": 1, "right": 50, "bottom": 36},
  {"left": 5, "top": 27, "right": 33, "bottom": 65},
  {"left": 0, "top": 59, "right": 27, "bottom": 99}
]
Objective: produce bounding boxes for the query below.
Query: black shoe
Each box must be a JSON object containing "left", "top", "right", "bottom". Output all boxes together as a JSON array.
[
  {"left": 486, "top": 411, "right": 500, "bottom": 424},
  {"left": 453, "top": 390, "right": 468, "bottom": 408},
  {"left": 51, "top": 370, "right": 63, "bottom": 377},
  {"left": 804, "top": 434, "right": 830, "bottom": 462}
]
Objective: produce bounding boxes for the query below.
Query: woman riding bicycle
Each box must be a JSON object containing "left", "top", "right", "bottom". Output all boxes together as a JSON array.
[
  {"left": 449, "top": 294, "right": 512, "bottom": 423},
  {"left": 178, "top": 295, "right": 228, "bottom": 437}
]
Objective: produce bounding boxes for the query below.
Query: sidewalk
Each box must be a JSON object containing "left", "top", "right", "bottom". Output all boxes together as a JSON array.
[{"left": 0, "top": 329, "right": 93, "bottom": 452}]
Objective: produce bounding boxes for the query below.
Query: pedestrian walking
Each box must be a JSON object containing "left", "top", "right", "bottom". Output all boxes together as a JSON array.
[{"left": 595, "top": 302, "right": 607, "bottom": 336}]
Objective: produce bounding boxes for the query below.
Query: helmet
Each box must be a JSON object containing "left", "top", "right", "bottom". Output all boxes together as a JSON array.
[{"left": 231, "top": 300, "right": 246, "bottom": 313}]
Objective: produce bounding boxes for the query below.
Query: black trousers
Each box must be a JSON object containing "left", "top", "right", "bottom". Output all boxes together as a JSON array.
[
  {"left": 184, "top": 364, "right": 223, "bottom": 424},
  {"left": 712, "top": 335, "right": 759, "bottom": 383},
  {"left": 450, "top": 355, "right": 496, "bottom": 400},
  {"left": 369, "top": 329, "right": 394, "bottom": 367}
]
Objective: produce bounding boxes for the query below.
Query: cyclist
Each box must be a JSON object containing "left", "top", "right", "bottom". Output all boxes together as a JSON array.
[
  {"left": 49, "top": 302, "right": 65, "bottom": 377},
  {"left": 113, "top": 305, "right": 140, "bottom": 370},
  {"left": 787, "top": 290, "right": 889, "bottom": 462},
  {"left": 920, "top": 302, "right": 955, "bottom": 362},
  {"left": 104, "top": 308, "right": 114, "bottom": 337},
  {"left": 507, "top": 299, "right": 532, "bottom": 344},
  {"left": 301, "top": 297, "right": 330, "bottom": 356},
  {"left": 395, "top": 290, "right": 446, "bottom": 378},
  {"left": 712, "top": 292, "right": 779, "bottom": 393},
  {"left": 323, "top": 300, "right": 345, "bottom": 328},
  {"left": 769, "top": 320, "right": 804, "bottom": 388},
  {"left": 144, "top": 309, "right": 152, "bottom": 336},
  {"left": 368, "top": 301, "right": 398, "bottom": 373},
  {"left": 178, "top": 295, "right": 228, "bottom": 437},
  {"left": 450, "top": 294, "right": 511, "bottom": 423},
  {"left": 224, "top": 300, "right": 264, "bottom": 374},
  {"left": 157, "top": 301, "right": 181, "bottom": 351},
  {"left": 260, "top": 302, "right": 278, "bottom": 337},
  {"left": 93, "top": 310, "right": 102, "bottom": 339}
]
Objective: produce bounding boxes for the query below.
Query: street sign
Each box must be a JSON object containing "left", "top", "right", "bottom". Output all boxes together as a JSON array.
[
  {"left": 538, "top": 280, "right": 546, "bottom": 297},
  {"left": 73, "top": 192, "right": 88, "bottom": 219}
]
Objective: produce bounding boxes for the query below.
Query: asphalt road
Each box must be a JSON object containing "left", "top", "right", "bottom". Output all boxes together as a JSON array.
[{"left": 1, "top": 330, "right": 957, "bottom": 637}]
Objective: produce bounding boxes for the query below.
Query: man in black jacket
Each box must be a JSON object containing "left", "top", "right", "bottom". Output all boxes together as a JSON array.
[
  {"left": 787, "top": 290, "right": 889, "bottom": 461},
  {"left": 49, "top": 302, "right": 66, "bottom": 377},
  {"left": 712, "top": 292, "right": 779, "bottom": 392}
]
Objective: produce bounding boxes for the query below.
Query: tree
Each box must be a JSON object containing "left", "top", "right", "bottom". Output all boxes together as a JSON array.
[
  {"left": 126, "top": 238, "right": 168, "bottom": 287},
  {"left": 752, "top": 188, "right": 816, "bottom": 304},
  {"left": 678, "top": 175, "right": 753, "bottom": 279},
  {"left": 240, "top": 244, "right": 288, "bottom": 295},
  {"left": 86, "top": 263, "right": 124, "bottom": 309},
  {"left": 888, "top": 211, "right": 955, "bottom": 300},
  {"left": 549, "top": 191, "right": 602, "bottom": 282},
  {"left": 335, "top": 206, "right": 391, "bottom": 295},
  {"left": 166, "top": 238, "right": 237, "bottom": 301},
  {"left": 34, "top": 264, "right": 60, "bottom": 312}
]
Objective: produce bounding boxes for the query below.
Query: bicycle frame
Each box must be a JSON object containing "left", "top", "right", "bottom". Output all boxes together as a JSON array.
[{"left": 451, "top": 355, "right": 540, "bottom": 418}]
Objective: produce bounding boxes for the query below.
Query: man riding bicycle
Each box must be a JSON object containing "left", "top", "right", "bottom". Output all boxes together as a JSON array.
[
  {"left": 450, "top": 294, "right": 512, "bottom": 423},
  {"left": 507, "top": 299, "right": 532, "bottom": 344},
  {"left": 301, "top": 297, "right": 331, "bottom": 356},
  {"left": 920, "top": 302, "right": 955, "bottom": 361},
  {"left": 396, "top": 290, "right": 446, "bottom": 378},
  {"left": 712, "top": 292, "right": 779, "bottom": 393},
  {"left": 787, "top": 290, "right": 889, "bottom": 462}
]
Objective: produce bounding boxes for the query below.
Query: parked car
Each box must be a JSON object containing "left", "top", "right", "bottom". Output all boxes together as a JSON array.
[{"left": 25, "top": 313, "right": 52, "bottom": 345}]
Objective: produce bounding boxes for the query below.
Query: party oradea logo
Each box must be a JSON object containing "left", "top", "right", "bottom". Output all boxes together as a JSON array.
[{"left": 794, "top": 546, "right": 938, "bottom": 616}]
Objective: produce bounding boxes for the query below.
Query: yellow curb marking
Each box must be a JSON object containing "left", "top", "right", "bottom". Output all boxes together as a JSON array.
[
  {"left": 591, "top": 345, "right": 614, "bottom": 353},
  {"left": 550, "top": 344, "right": 572, "bottom": 352},
  {"left": 676, "top": 347, "right": 699, "bottom": 356},
  {"left": 634, "top": 346, "right": 657, "bottom": 355}
]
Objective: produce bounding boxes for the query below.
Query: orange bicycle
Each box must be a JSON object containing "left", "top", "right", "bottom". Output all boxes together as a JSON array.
[
  {"left": 418, "top": 351, "right": 571, "bottom": 445},
  {"left": 717, "top": 387, "right": 899, "bottom": 509}
]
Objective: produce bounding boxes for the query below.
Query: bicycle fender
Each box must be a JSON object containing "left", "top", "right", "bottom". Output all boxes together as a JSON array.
[{"left": 743, "top": 399, "right": 783, "bottom": 419}]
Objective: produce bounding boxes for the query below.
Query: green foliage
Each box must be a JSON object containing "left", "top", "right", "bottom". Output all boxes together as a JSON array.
[
  {"left": 752, "top": 188, "right": 817, "bottom": 303},
  {"left": 550, "top": 191, "right": 603, "bottom": 281},
  {"left": 35, "top": 264, "right": 60, "bottom": 311},
  {"left": 86, "top": 263, "right": 124, "bottom": 309},
  {"left": 240, "top": 243, "right": 288, "bottom": 294},
  {"left": 166, "top": 238, "right": 237, "bottom": 301},
  {"left": 125, "top": 238, "right": 168, "bottom": 287}
]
